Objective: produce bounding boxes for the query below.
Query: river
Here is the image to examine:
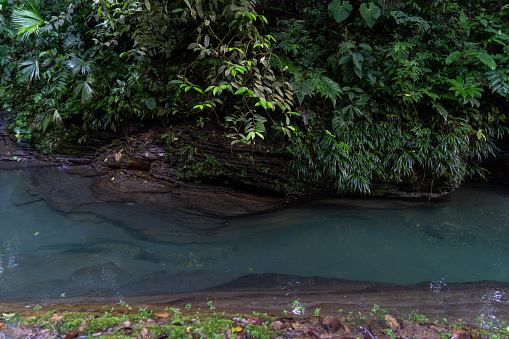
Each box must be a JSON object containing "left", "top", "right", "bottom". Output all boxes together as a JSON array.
[{"left": 1, "top": 166, "right": 508, "bottom": 324}]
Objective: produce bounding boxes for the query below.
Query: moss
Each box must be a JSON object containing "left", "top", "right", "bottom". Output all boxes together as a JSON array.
[{"left": 6, "top": 302, "right": 509, "bottom": 339}]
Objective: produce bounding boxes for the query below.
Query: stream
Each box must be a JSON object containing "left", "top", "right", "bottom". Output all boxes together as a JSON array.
[{"left": 1, "top": 166, "right": 509, "bottom": 323}]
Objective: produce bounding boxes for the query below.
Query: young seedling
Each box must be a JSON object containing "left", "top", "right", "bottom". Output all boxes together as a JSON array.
[{"left": 291, "top": 300, "right": 305, "bottom": 315}]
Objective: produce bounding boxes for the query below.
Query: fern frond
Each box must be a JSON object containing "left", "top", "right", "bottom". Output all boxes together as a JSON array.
[
  {"left": 486, "top": 70, "right": 509, "bottom": 97},
  {"left": 390, "top": 11, "right": 430, "bottom": 33},
  {"left": 291, "top": 71, "right": 315, "bottom": 105},
  {"left": 311, "top": 74, "right": 342, "bottom": 107},
  {"left": 51, "top": 69, "right": 69, "bottom": 95}
]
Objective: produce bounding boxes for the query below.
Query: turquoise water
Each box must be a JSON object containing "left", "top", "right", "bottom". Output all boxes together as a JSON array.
[{"left": 0, "top": 167, "right": 508, "bottom": 298}]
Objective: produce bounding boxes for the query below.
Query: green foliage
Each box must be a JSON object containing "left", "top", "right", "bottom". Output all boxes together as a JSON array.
[
  {"left": 11, "top": 0, "right": 44, "bottom": 36},
  {"left": 0, "top": 0, "right": 508, "bottom": 194},
  {"left": 359, "top": 2, "right": 381, "bottom": 28},
  {"left": 328, "top": 0, "right": 352, "bottom": 23},
  {"left": 271, "top": 0, "right": 509, "bottom": 193}
]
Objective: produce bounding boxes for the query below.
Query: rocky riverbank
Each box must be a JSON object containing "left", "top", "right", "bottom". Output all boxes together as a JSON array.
[
  {"left": 1, "top": 113, "right": 487, "bottom": 221},
  {"left": 1, "top": 274, "right": 509, "bottom": 338}
]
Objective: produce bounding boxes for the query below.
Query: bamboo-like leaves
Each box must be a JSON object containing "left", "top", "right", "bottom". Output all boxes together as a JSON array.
[{"left": 12, "top": 0, "right": 44, "bottom": 37}]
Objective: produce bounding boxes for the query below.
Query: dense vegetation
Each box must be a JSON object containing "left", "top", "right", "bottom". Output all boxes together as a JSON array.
[{"left": 0, "top": 0, "right": 508, "bottom": 193}]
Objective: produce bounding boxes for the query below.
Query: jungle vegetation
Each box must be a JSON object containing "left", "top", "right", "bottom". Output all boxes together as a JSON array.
[{"left": 0, "top": 0, "right": 508, "bottom": 193}]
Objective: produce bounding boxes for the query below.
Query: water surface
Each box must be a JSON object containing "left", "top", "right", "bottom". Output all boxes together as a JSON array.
[{"left": 1, "top": 168, "right": 508, "bottom": 300}]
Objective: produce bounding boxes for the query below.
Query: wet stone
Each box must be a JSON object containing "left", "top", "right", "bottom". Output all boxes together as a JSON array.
[
  {"left": 451, "top": 330, "right": 471, "bottom": 339},
  {"left": 384, "top": 314, "right": 401, "bottom": 331},
  {"left": 331, "top": 318, "right": 342, "bottom": 333},
  {"left": 272, "top": 320, "right": 285, "bottom": 330}
]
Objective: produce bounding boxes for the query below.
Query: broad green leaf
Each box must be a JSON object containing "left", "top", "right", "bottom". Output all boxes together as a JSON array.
[
  {"left": 354, "top": 66, "right": 363, "bottom": 79},
  {"left": 234, "top": 87, "right": 249, "bottom": 95},
  {"left": 145, "top": 97, "right": 156, "bottom": 110},
  {"left": 359, "top": 2, "right": 381, "bottom": 28},
  {"left": 328, "top": 0, "right": 353, "bottom": 23},
  {"left": 445, "top": 51, "right": 461, "bottom": 64},
  {"left": 338, "top": 54, "right": 352, "bottom": 65},
  {"left": 339, "top": 42, "right": 356, "bottom": 52},
  {"left": 367, "top": 69, "right": 376, "bottom": 82},
  {"left": 352, "top": 53, "right": 364, "bottom": 70},
  {"left": 477, "top": 51, "right": 496, "bottom": 70},
  {"left": 359, "top": 43, "right": 372, "bottom": 53}
]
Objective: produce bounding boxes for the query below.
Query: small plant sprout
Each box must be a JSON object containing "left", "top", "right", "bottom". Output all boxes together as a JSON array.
[
  {"left": 252, "top": 311, "right": 260, "bottom": 317},
  {"left": 207, "top": 300, "right": 216, "bottom": 310},
  {"left": 119, "top": 300, "right": 132, "bottom": 310},
  {"left": 33, "top": 305, "right": 42, "bottom": 311},
  {"left": 60, "top": 293, "right": 66, "bottom": 298},
  {"left": 291, "top": 300, "right": 305, "bottom": 315},
  {"left": 185, "top": 304, "right": 192, "bottom": 310},
  {"left": 137, "top": 306, "right": 152, "bottom": 319},
  {"left": 283, "top": 309, "right": 288, "bottom": 315},
  {"left": 382, "top": 307, "right": 388, "bottom": 320},
  {"left": 314, "top": 308, "right": 321, "bottom": 317}
]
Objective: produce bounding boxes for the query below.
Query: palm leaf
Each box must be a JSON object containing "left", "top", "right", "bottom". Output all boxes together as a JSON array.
[
  {"left": 12, "top": 0, "right": 44, "bottom": 37},
  {"left": 19, "top": 58, "right": 40, "bottom": 82},
  {"left": 74, "top": 74, "right": 96, "bottom": 104},
  {"left": 67, "top": 53, "right": 93, "bottom": 76}
]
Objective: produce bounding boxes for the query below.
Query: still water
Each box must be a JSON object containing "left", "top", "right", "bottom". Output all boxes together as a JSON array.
[{"left": 0, "top": 167, "right": 508, "bottom": 299}]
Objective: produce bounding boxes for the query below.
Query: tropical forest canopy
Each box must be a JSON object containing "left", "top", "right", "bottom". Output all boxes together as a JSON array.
[{"left": 0, "top": 0, "right": 508, "bottom": 193}]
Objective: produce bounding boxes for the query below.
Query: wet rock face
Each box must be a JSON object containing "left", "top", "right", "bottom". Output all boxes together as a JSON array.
[
  {"left": 23, "top": 165, "right": 287, "bottom": 244},
  {"left": 0, "top": 118, "right": 506, "bottom": 215}
]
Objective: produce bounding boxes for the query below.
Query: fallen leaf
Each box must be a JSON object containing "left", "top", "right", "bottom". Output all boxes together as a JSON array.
[
  {"left": 50, "top": 314, "right": 63, "bottom": 322},
  {"left": 232, "top": 326, "right": 243, "bottom": 333},
  {"left": 331, "top": 318, "right": 341, "bottom": 333},
  {"left": 63, "top": 332, "right": 79, "bottom": 339},
  {"left": 156, "top": 313, "right": 169, "bottom": 318},
  {"left": 34, "top": 232, "right": 39, "bottom": 236},
  {"left": 0, "top": 323, "right": 4, "bottom": 329}
]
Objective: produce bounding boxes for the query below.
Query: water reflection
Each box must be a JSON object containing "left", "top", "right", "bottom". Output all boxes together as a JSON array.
[{"left": 0, "top": 168, "right": 508, "bottom": 302}]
